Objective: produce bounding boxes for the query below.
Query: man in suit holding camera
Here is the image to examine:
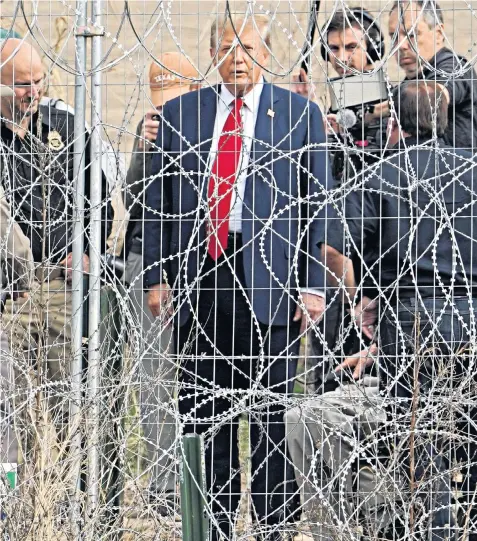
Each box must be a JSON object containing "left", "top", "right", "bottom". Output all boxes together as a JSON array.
[{"left": 366, "top": 0, "right": 477, "bottom": 152}]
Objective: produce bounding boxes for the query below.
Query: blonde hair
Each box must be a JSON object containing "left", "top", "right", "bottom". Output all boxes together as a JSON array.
[{"left": 210, "top": 13, "right": 271, "bottom": 52}]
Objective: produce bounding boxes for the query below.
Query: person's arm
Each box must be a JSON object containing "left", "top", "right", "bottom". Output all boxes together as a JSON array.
[
  {"left": 301, "top": 101, "right": 336, "bottom": 290},
  {"left": 364, "top": 100, "right": 390, "bottom": 125},
  {"left": 144, "top": 107, "right": 173, "bottom": 317},
  {"left": 125, "top": 113, "right": 160, "bottom": 212},
  {"left": 125, "top": 122, "right": 145, "bottom": 203},
  {"left": 430, "top": 55, "right": 466, "bottom": 106},
  {"left": 326, "top": 187, "right": 379, "bottom": 261},
  {"left": 321, "top": 180, "right": 380, "bottom": 307},
  {"left": 321, "top": 244, "right": 356, "bottom": 300},
  {"left": 322, "top": 244, "right": 378, "bottom": 343},
  {"left": 293, "top": 102, "right": 336, "bottom": 330},
  {"left": 0, "top": 184, "right": 34, "bottom": 291}
]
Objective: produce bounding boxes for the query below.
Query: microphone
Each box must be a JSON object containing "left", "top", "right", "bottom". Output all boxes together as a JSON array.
[{"left": 336, "top": 109, "right": 357, "bottom": 130}]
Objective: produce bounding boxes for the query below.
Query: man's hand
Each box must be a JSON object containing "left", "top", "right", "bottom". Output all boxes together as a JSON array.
[
  {"left": 351, "top": 296, "right": 378, "bottom": 340},
  {"left": 60, "top": 252, "right": 90, "bottom": 283},
  {"left": 293, "top": 293, "right": 325, "bottom": 334},
  {"left": 291, "top": 68, "right": 314, "bottom": 100},
  {"left": 137, "top": 110, "right": 160, "bottom": 150},
  {"left": 325, "top": 113, "right": 340, "bottom": 135},
  {"left": 364, "top": 100, "right": 390, "bottom": 125},
  {"left": 10, "top": 290, "right": 29, "bottom": 301},
  {"left": 148, "top": 283, "right": 172, "bottom": 319},
  {"left": 336, "top": 343, "right": 378, "bottom": 380}
]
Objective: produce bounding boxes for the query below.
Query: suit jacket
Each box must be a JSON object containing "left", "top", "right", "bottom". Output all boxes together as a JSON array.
[{"left": 145, "top": 83, "right": 334, "bottom": 326}]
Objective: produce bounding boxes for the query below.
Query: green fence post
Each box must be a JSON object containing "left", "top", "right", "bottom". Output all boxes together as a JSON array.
[{"left": 180, "top": 434, "right": 208, "bottom": 541}]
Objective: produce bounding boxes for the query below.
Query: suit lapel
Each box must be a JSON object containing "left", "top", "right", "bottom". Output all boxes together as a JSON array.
[
  {"left": 196, "top": 87, "right": 219, "bottom": 205},
  {"left": 252, "top": 83, "right": 282, "bottom": 154},
  {"left": 240, "top": 84, "right": 282, "bottom": 242},
  {"left": 199, "top": 86, "right": 218, "bottom": 171},
  {"left": 245, "top": 83, "right": 285, "bottom": 193}
]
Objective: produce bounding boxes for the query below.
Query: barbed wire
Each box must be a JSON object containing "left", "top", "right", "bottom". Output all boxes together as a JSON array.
[{"left": 0, "top": 1, "right": 475, "bottom": 540}]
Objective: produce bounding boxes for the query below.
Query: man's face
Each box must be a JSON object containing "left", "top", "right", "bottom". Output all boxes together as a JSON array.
[
  {"left": 212, "top": 24, "right": 269, "bottom": 96},
  {"left": 1, "top": 59, "right": 44, "bottom": 121},
  {"left": 388, "top": 6, "right": 444, "bottom": 78},
  {"left": 327, "top": 27, "right": 371, "bottom": 75},
  {"left": 387, "top": 115, "right": 401, "bottom": 146}
]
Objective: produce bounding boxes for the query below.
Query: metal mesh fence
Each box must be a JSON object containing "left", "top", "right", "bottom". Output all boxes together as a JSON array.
[{"left": 0, "top": 1, "right": 476, "bottom": 540}]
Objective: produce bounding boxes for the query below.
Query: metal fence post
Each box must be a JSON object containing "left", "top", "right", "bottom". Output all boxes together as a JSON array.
[
  {"left": 86, "top": 0, "right": 103, "bottom": 533},
  {"left": 71, "top": 0, "right": 88, "bottom": 537}
]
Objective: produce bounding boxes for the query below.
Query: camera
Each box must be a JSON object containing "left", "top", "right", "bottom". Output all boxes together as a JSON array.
[
  {"left": 328, "top": 70, "right": 389, "bottom": 179},
  {"left": 100, "top": 253, "right": 125, "bottom": 279}
]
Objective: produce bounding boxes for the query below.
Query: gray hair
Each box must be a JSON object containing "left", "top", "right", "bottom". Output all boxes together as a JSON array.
[
  {"left": 391, "top": 1, "right": 444, "bottom": 27},
  {"left": 210, "top": 13, "right": 271, "bottom": 52}
]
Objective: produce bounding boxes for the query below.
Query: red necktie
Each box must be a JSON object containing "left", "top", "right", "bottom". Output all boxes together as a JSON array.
[{"left": 207, "top": 98, "right": 243, "bottom": 260}]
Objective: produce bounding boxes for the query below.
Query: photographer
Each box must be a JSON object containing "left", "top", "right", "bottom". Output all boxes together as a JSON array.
[
  {"left": 316, "top": 8, "right": 388, "bottom": 182},
  {"left": 298, "top": 8, "right": 386, "bottom": 387},
  {"left": 366, "top": 0, "right": 477, "bottom": 151}
]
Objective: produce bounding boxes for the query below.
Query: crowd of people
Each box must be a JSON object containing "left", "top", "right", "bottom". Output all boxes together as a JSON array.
[{"left": 0, "top": 0, "right": 477, "bottom": 540}]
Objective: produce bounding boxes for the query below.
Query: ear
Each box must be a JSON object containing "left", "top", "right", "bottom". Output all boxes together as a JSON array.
[
  {"left": 261, "top": 46, "right": 270, "bottom": 64},
  {"left": 210, "top": 47, "right": 217, "bottom": 64},
  {"left": 387, "top": 116, "right": 400, "bottom": 144},
  {"left": 435, "top": 23, "right": 445, "bottom": 46}
]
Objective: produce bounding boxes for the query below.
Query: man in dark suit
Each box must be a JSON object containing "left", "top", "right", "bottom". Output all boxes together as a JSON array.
[
  {"left": 326, "top": 79, "right": 477, "bottom": 540},
  {"left": 145, "top": 13, "right": 333, "bottom": 540}
]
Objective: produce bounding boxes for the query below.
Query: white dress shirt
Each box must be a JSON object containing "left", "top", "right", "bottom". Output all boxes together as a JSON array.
[
  {"left": 207, "top": 81, "right": 324, "bottom": 299},
  {"left": 207, "top": 81, "right": 263, "bottom": 233}
]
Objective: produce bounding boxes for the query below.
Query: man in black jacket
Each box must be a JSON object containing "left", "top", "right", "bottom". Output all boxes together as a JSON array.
[
  {"left": 0, "top": 39, "right": 111, "bottom": 457},
  {"left": 327, "top": 79, "right": 477, "bottom": 540},
  {"left": 367, "top": 0, "right": 477, "bottom": 151}
]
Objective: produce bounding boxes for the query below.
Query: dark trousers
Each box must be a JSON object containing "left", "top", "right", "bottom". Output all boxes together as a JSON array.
[
  {"left": 380, "top": 296, "right": 477, "bottom": 541},
  {"left": 176, "top": 240, "right": 300, "bottom": 539}
]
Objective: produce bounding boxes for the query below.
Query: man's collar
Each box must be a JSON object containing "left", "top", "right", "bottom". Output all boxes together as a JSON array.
[{"left": 220, "top": 78, "right": 264, "bottom": 111}]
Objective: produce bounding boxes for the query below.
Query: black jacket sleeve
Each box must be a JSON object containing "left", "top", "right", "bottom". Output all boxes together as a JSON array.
[
  {"left": 326, "top": 183, "right": 379, "bottom": 257},
  {"left": 144, "top": 106, "right": 173, "bottom": 288},
  {"left": 125, "top": 119, "right": 154, "bottom": 217}
]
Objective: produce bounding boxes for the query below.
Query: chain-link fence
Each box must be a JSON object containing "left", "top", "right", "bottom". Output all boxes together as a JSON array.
[{"left": 0, "top": 1, "right": 476, "bottom": 540}]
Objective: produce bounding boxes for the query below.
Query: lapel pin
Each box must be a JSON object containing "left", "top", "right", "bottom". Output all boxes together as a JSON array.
[{"left": 267, "top": 108, "right": 275, "bottom": 118}]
